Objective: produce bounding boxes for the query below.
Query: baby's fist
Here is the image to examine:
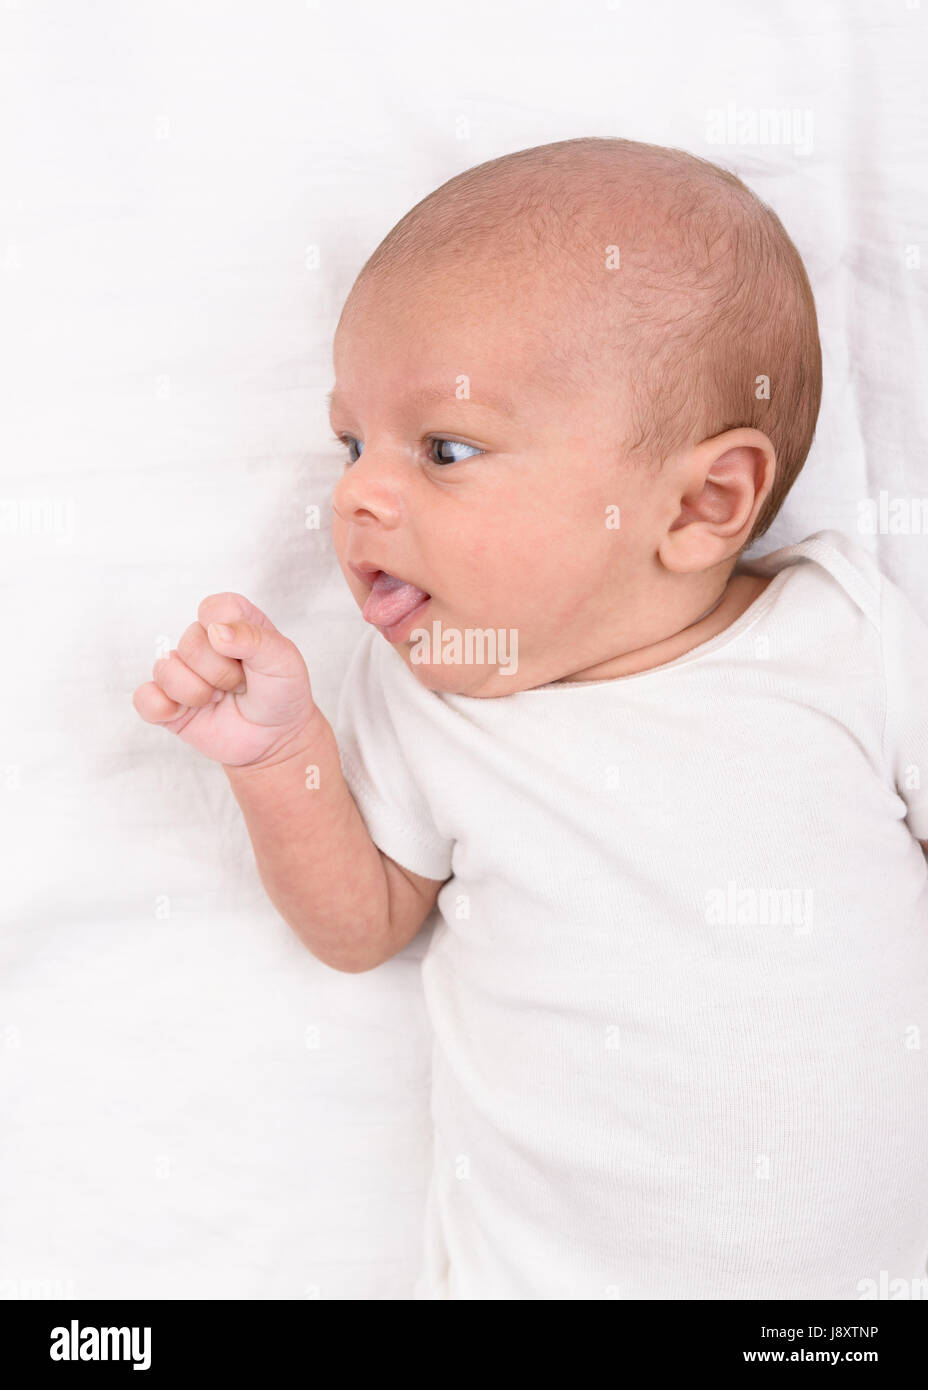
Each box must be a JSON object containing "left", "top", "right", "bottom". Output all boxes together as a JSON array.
[{"left": 132, "top": 593, "right": 318, "bottom": 767}]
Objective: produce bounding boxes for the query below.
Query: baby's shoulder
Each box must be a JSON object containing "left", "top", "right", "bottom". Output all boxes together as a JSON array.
[{"left": 751, "top": 527, "right": 883, "bottom": 628}]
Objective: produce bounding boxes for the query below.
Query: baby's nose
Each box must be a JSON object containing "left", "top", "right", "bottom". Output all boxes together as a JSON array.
[{"left": 332, "top": 453, "right": 407, "bottom": 528}]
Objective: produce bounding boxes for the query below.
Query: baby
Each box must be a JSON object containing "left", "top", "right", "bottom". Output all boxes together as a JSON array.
[{"left": 133, "top": 137, "right": 928, "bottom": 1300}]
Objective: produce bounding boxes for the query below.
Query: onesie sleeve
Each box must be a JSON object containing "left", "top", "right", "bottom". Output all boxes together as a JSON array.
[
  {"left": 879, "top": 569, "right": 928, "bottom": 840},
  {"left": 334, "top": 628, "right": 455, "bottom": 881}
]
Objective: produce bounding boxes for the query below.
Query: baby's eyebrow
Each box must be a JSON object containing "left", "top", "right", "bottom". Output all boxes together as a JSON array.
[{"left": 327, "top": 384, "right": 519, "bottom": 420}]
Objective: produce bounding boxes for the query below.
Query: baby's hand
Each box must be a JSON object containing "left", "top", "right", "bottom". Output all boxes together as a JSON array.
[{"left": 132, "top": 593, "right": 317, "bottom": 767}]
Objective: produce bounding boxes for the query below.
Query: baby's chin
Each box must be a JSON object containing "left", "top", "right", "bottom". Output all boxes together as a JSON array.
[{"left": 390, "top": 639, "right": 520, "bottom": 698}]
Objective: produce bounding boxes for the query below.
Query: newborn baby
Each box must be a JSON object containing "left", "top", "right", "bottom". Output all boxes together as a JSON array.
[{"left": 133, "top": 136, "right": 928, "bottom": 1300}]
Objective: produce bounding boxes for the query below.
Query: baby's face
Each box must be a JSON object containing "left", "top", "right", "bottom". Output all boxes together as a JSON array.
[{"left": 330, "top": 264, "right": 676, "bottom": 696}]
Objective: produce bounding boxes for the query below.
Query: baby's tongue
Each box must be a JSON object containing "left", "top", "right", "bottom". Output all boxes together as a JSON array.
[{"left": 362, "top": 570, "right": 429, "bottom": 627}]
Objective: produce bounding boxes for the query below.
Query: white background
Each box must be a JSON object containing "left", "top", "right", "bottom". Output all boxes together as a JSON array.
[{"left": 0, "top": 0, "right": 925, "bottom": 1299}]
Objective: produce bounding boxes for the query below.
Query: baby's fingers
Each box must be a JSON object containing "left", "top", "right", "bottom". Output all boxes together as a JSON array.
[
  {"left": 175, "top": 620, "right": 245, "bottom": 693},
  {"left": 151, "top": 649, "right": 221, "bottom": 709},
  {"left": 132, "top": 680, "right": 195, "bottom": 727}
]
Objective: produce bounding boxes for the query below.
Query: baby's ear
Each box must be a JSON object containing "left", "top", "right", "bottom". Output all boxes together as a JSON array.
[{"left": 660, "top": 429, "right": 775, "bottom": 571}]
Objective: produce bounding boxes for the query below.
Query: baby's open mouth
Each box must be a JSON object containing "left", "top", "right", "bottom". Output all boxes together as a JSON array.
[{"left": 360, "top": 569, "right": 431, "bottom": 629}]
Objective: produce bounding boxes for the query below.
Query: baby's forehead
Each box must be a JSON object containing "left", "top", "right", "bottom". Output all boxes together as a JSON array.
[
  {"left": 344, "top": 231, "right": 616, "bottom": 353},
  {"left": 338, "top": 272, "right": 601, "bottom": 412}
]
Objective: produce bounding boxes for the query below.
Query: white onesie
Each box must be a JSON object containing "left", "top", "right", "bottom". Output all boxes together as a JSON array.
[{"left": 335, "top": 528, "right": 928, "bottom": 1300}]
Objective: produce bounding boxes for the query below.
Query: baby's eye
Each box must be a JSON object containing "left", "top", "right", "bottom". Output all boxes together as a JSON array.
[
  {"left": 333, "top": 434, "right": 482, "bottom": 467},
  {"left": 429, "top": 438, "right": 483, "bottom": 467},
  {"left": 334, "top": 434, "right": 363, "bottom": 464}
]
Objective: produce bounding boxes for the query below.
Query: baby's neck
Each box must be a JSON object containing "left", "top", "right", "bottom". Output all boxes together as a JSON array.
[{"left": 559, "top": 570, "right": 772, "bottom": 684}]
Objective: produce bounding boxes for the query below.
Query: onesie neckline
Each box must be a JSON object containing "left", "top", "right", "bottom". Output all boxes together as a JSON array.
[{"left": 524, "top": 560, "right": 794, "bottom": 694}]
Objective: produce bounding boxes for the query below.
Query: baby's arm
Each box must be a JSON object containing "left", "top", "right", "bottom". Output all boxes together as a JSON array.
[
  {"left": 224, "top": 726, "right": 445, "bottom": 973},
  {"left": 132, "top": 592, "right": 446, "bottom": 973}
]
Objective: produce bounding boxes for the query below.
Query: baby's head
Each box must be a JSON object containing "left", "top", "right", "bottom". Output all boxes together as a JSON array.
[{"left": 330, "top": 137, "right": 822, "bottom": 696}]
